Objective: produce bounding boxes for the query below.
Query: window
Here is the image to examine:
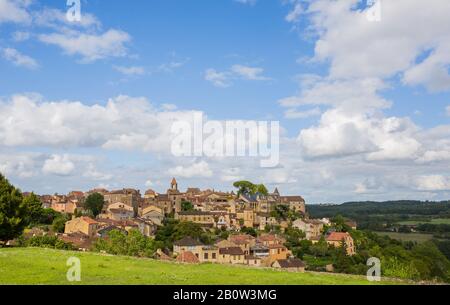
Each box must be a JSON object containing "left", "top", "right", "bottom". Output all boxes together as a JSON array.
[
  {"left": 212, "top": 253, "right": 216, "bottom": 259},
  {"left": 204, "top": 253, "right": 209, "bottom": 260}
]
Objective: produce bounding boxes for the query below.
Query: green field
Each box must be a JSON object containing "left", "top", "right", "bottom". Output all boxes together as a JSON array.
[
  {"left": 0, "top": 248, "right": 405, "bottom": 285},
  {"left": 375, "top": 232, "right": 434, "bottom": 243},
  {"left": 397, "top": 218, "right": 450, "bottom": 226}
]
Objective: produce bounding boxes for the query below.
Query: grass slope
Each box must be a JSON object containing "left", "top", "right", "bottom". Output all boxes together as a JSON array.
[{"left": 0, "top": 248, "right": 405, "bottom": 285}]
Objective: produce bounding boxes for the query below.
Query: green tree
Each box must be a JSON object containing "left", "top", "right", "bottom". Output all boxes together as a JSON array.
[
  {"left": 233, "top": 181, "right": 268, "bottom": 197},
  {"left": 52, "top": 214, "right": 69, "bottom": 233},
  {"left": 0, "top": 174, "right": 29, "bottom": 244},
  {"left": 84, "top": 193, "right": 105, "bottom": 217},
  {"left": 181, "top": 201, "right": 194, "bottom": 212},
  {"left": 22, "top": 193, "right": 44, "bottom": 225}
]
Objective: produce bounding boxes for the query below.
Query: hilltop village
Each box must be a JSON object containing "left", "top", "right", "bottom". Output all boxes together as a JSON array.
[{"left": 34, "top": 178, "right": 356, "bottom": 272}]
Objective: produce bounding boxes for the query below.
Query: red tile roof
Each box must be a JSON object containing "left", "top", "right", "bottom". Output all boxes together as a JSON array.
[
  {"left": 176, "top": 251, "right": 199, "bottom": 264},
  {"left": 327, "top": 232, "right": 351, "bottom": 242},
  {"left": 81, "top": 216, "right": 98, "bottom": 225}
]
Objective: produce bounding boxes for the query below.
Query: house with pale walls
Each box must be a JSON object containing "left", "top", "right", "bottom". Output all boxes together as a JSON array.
[
  {"left": 64, "top": 216, "right": 99, "bottom": 238},
  {"left": 325, "top": 232, "right": 356, "bottom": 256},
  {"left": 140, "top": 208, "right": 164, "bottom": 226},
  {"left": 292, "top": 219, "right": 324, "bottom": 240}
]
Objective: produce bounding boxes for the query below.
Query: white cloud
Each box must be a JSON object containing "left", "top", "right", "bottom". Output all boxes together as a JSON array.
[
  {"left": 0, "top": 94, "right": 200, "bottom": 154},
  {"left": 284, "top": 107, "right": 321, "bottom": 119},
  {"left": 168, "top": 161, "right": 213, "bottom": 178},
  {"left": 0, "top": 153, "right": 38, "bottom": 178},
  {"left": 83, "top": 164, "right": 112, "bottom": 181},
  {"left": 234, "top": 0, "right": 257, "bottom": 5},
  {"left": 157, "top": 58, "right": 189, "bottom": 73},
  {"left": 230, "top": 65, "right": 270, "bottom": 81},
  {"left": 113, "top": 65, "right": 146, "bottom": 76},
  {"left": 205, "top": 69, "right": 232, "bottom": 88},
  {"left": 42, "top": 154, "right": 75, "bottom": 176},
  {"left": 415, "top": 175, "right": 450, "bottom": 191},
  {"left": 205, "top": 65, "right": 270, "bottom": 87},
  {"left": 286, "top": 3, "right": 303, "bottom": 23},
  {"left": 0, "top": 0, "right": 31, "bottom": 24},
  {"left": 33, "top": 7, "right": 101, "bottom": 29},
  {"left": 11, "top": 31, "right": 30, "bottom": 42},
  {"left": 1, "top": 47, "right": 38, "bottom": 69},
  {"left": 299, "top": 0, "right": 450, "bottom": 91},
  {"left": 39, "top": 29, "right": 131, "bottom": 62}
]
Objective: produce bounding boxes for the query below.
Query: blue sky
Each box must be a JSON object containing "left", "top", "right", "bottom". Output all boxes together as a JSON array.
[{"left": 1, "top": 0, "right": 450, "bottom": 203}]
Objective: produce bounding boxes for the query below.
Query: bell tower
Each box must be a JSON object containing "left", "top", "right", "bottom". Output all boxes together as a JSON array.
[{"left": 170, "top": 177, "right": 178, "bottom": 191}]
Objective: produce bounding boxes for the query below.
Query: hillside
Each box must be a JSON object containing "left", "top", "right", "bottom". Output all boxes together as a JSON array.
[
  {"left": 307, "top": 200, "right": 450, "bottom": 229},
  {"left": 0, "top": 248, "right": 404, "bottom": 285}
]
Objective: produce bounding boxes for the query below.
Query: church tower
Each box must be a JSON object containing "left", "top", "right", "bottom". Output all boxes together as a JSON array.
[{"left": 171, "top": 177, "right": 178, "bottom": 191}]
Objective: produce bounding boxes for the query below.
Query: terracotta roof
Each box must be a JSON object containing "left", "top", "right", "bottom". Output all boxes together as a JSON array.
[
  {"left": 80, "top": 216, "right": 98, "bottom": 225},
  {"left": 229, "top": 234, "right": 255, "bottom": 243},
  {"left": 219, "top": 247, "right": 244, "bottom": 255},
  {"left": 145, "top": 189, "right": 156, "bottom": 195},
  {"left": 280, "top": 196, "right": 305, "bottom": 203},
  {"left": 176, "top": 251, "right": 199, "bottom": 264},
  {"left": 327, "top": 232, "right": 351, "bottom": 242},
  {"left": 174, "top": 236, "right": 204, "bottom": 247},
  {"left": 274, "top": 258, "right": 305, "bottom": 269}
]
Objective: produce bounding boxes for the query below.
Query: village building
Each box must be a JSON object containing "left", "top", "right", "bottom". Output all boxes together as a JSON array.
[
  {"left": 228, "top": 234, "right": 256, "bottom": 255},
  {"left": 326, "top": 232, "right": 356, "bottom": 256},
  {"left": 64, "top": 216, "right": 99, "bottom": 237},
  {"left": 175, "top": 211, "right": 215, "bottom": 228},
  {"left": 272, "top": 258, "right": 306, "bottom": 272},
  {"left": 292, "top": 219, "right": 324, "bottom": 240},
  {"left": 218, "top": 247, "right": 246, "bottom": 265}
]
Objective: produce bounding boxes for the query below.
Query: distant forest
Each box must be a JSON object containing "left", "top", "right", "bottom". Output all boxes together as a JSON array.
[{"left": 307, "top": 200, "right": 450, "bottom": 231}]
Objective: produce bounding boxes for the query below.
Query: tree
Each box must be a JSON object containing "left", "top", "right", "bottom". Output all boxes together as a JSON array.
[
  {"left": 22, "top": 193, "right": 44, "bottom": 225},
  {"left": 233, "top": 181, "right": 269, "bottom": 197},
  {"left": 84, "top": 193, "right": 105, "bottom": 217},
  {"left": 0, "top": 174, "right": 29, "bottom": 244},
  {"left": 233, "top": 181, "right": 255, "bottom": 197},
  {"left": 52, "top": 214, "right": 69, "bottom": 233},
  {"left": 181, "top": 201, "right": 194, "bottom": 212}
]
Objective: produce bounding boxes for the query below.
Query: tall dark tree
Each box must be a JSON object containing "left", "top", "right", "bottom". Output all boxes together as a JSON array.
[
  {"left": 84, "top": 193, "right": 105, "bottom": 217},
  {"left": 22, "top": 193, "right": 44, "bottom": 225},
  {"left": 181, "top": 201, "right": 194, "bottom": 212},
  {"left": 0, "top": 174, "right": 29, "bottom": 244}
]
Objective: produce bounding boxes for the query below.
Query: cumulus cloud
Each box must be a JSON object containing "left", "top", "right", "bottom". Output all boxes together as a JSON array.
[
  {"left": 0, "top": 94, "right": 202, "bottom": 154},
  {"left": 0, "top": 0, "right": 31, "bottom": 24},
  {"left": 415, "top": 175, "right": 450, "bottom": 191},
  {"left": 1, "top": 47, "right": 38, "bottom": 69},
  {"left": 39, "top": 29, "right": 131, "bottom": 62},
  {"left": 204, "top": 69, "right": 232, "bottom": 88},
  {"left": 42, "top": 154, "right": 75, "bottom": 176},
  {"left": 290, "top": 0, "right": 450, "bottom": 94},
  {"left": 0, "top": 153, "right": 39, "bottom": 178},
  {"left": 168, "top": 161, "right": 213, "bottom": 178}
]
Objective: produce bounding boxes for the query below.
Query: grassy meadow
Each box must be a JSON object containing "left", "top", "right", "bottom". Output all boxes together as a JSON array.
[{"left": 0, "top": 248, "right": 406, "bottom": 285}]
